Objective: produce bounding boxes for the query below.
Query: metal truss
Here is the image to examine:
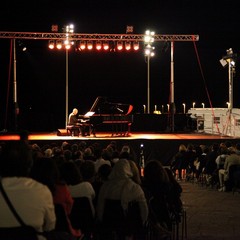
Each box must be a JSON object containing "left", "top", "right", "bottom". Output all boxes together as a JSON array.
[{"left": 0, "top": 31, "right": 199, "bottom": 42}]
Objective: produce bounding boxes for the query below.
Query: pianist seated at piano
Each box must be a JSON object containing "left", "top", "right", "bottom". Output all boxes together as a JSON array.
[
  {"left": 68, "top": 108, "right": 91, "bottom": 136},
  {"left": 68, "top": 108, "right": 81, "bottom": 136}
]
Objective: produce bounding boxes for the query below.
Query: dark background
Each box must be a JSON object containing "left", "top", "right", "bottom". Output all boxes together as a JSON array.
[{"left": 0, "top": 1, "right": 239, "bottom": 132}]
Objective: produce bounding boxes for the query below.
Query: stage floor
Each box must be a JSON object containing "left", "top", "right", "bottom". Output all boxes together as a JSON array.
[{"left": 0, "top": 131, "right": 238, "bottom": 141}]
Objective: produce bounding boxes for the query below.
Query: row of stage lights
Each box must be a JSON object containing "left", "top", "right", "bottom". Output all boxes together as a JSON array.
[{"left": 48, "top": 40, "right": 140, "bottom": 51}]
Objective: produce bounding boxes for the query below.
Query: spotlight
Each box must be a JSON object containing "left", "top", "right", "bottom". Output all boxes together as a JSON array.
[
  {"left": 103, "top": 41, "right": 109, "bottom": 50},
  {"left": 48, "top": 40, "right": 55, "bottom": 49},
  {"left": 220, "top": 58, "right": 228, "bottom": 67},
  {"left": 87, "top": 41, "right": 93, "bottom": 50},
  {"left": 64, "top": 39, "right": 71, "bottom": 49},
  {"left": 79, "top": 41, "right": 86, "bottom": 50},
  {"left": 144, "top": 30, "right": 155, "bottom": 43},
  {"left": 133, "top": 42, "right": 139, "bottom": 50},
  {"left": 96, "top": 41, "right": 102, "bottom": 50},
  {"left": 125, "top": 42, "right": 131, "bottom": 51},
  {"left": 117, "top": 41, "right": 123, "bottom": 51},
  {"left": 56, "top": 40, "right": 63, "bottom": 50}
]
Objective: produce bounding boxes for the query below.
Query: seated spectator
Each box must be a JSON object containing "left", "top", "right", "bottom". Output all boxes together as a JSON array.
[
  {"left": 96, "top": 159, "right": 148, "bottom": 239},
  {"left": 164, "top": 167, "right": 183, "bottom": 223},
  {"left": 142, "top": 160, "right": 173, "bottom": 233},
  {"left": 0, "top": 141, "right": 56, "bottom": 239},
  {"left": 59, "top": 161, "right": 96, "bottom": 217},
  {"left": 119, "top": 151, "right": 142, "bottom": 185},
  {"left": 30, "top": 157, "right": 80, "bottom": 239},
  {"left": 94, "top": 147, "right": 111, "bottom": 173},
  {"left": 218, "top": 147, "right": 240, "bottom": 192},
  {"left": 171, "top": 144, "right": 187, "bottom": 180},
  {"left": 194, "top": 145, "right": 210, "bottom": 181},
  {"left": 79, "top": 160, "right": 96, "bottom": 184}
]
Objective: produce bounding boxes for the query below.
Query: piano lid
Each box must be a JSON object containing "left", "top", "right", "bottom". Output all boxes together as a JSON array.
[{"left": 89, "top": 96, "right": 133, "bottom": 115}]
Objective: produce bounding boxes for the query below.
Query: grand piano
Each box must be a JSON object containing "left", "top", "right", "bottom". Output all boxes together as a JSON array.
[{"left": 79, "top": 96, "right": 134, "bottom": 137}]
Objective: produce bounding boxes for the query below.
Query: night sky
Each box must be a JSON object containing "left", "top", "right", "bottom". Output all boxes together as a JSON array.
[{"left": 0, "top": 1, "right": 239, "bottom": 132}]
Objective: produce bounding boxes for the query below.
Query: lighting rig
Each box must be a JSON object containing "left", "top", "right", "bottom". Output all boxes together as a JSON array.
[{"left": 0, "top": 29, "right": 199, "bottom": 131}]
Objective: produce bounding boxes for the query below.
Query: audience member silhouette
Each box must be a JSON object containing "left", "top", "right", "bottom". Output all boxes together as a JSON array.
[
  {"left": 96, "top": 159, "right": 148, "bottom": 239},
  {"left": 60, "top": 161, "right": 96, "bottom": 217},
  {"left": 0, "top": 141, "right": 56, "bottom": 238},
  {"left": 171, "top": 144, "right": 187, "bottom": 180},
  {"left": 30, "top": 156, "right": 80, "bottom": 239},
  {"left": 142, "top": 160, "right": 173, "bottom": 233}
]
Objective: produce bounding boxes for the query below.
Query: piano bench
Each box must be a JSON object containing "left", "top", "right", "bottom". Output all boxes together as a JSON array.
[{"left": 66, "top": 125, "right": 81, "bottom": 136}]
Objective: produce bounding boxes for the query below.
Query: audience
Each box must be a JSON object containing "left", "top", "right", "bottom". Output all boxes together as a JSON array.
[{"left": 2, "top": 138, "right": 239, "bottom": 239}]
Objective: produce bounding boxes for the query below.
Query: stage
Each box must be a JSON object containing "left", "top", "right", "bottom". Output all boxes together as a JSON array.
[{"left": 1, "top": 131, "right": 239, "bottom": 166}]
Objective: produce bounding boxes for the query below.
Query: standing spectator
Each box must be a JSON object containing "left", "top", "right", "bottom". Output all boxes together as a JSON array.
[{"left": 171, "top": 144, "right": 187, "bottom": 180}]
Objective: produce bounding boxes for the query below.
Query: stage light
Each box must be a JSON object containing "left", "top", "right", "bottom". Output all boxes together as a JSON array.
[
  {"left": 125, "top": 42, "right": 131, "bottom": 50},
  {"left": 64, "top": 39, "right": 71, "bottom": 49},
  {"left": 79, "top": 41, "right": 86, "bottom": 50},
  {"left": 87, "top": 41, "right": 93, "bottom": 50},
  {"left": 66, "top": 24, "right": 74, "bottom": 33},
  {"left": 226, "top": 102, "right": 230, "bottom": 108},
  {"left": 96, "top": 41, "right": 102, "bottom": 50},
  {"left": 144, "top": 30, "right": 155, "bottom": 44},
  {"left": 103, "top": 41, "right": 109, "bottom": 50},
  {"left": 144, "top": 44, "right": 155, "bottom": 57},
  {"left": 220, "top": 58, "right": 227, "bottom": 67},
  {"left": 133, "top": 41, "right": 139, "bottom": 50},
  {"left": 56, "top": 40, "right": 63, "bottom": 49},
  {"left": 117, "top": 41, "right": 123, "bottom": 50},
  {"left": 182, "top": 103, "right": 186, "bottom": 114},
  {"left": 48, "top": 40, "right": 55, "bottom": 49}
]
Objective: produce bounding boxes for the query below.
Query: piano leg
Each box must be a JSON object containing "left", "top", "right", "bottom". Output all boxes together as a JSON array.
[{"left": 81, "top": 123, "right": 96, "bottom": 137}]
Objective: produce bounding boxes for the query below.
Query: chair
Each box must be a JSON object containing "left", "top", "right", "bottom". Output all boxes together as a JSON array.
[
  {"left": 69, "top": 197, "right": 95, "bottom": 238},
  {"left": 225, "top": 164, "right": 240, "bottom": 192},
  {"left": 99, "top": 199, "right": 143, "bottom": 240},
  {"left": 66, "top": 125, "right": 81, "bottom": 136},
  {"left": 232, "top": 166, "right": 240, "bottom": 194},
  {"left": 54, "top": 203, "right": 71, "bottom": 233},
  {"left": 0, "top": 226, "right": 38, "bottom": 240}
]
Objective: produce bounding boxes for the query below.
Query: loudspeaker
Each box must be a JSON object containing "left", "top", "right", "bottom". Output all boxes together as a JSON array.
[{"left": 57, "top": 129, "right": 69, "bottom": 136}]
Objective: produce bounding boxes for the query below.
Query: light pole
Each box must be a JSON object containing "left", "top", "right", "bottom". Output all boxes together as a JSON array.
[
  {"left": 144, "top": 30, "right": 155, "bottom": 114},
  {"left": 64, "top": 24, "right": 74, "bottom": 128},
  {"left": 219, "top": 48, "right": 236, "bottom": 135},
  {"left": 13, "top": 39, "right": 18, "bottom": 131}
]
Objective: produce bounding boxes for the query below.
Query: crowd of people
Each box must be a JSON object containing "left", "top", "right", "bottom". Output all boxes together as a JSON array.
[
  {"left": 1, "top": 136, "right": 240, "bottom": 239},
  {"left": 0, "top": 138, "right": 185, "bottom": 240},
  {"left": 171, "top": 141, "right": 240, "bottom": 192}
]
